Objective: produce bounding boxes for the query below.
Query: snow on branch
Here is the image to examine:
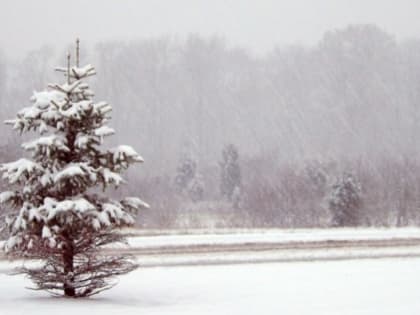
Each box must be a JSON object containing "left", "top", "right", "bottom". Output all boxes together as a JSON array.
[
  {"left": 1, "top": 45, "right": 145, "bottom": 298},
  {"left": 111, "top": 145, "right": 144, "bottom": 164},
  {"left": 100, "top": 168, "right": 124, "bottom": 186},
  {"left": 22, "top": 135, "right": 69, "bottom": 156},
  {"left": 94, "top": 126, "right": 115, "bottom": 141},
  {"left": 40, "top": 197, "right": 97, "bottom": 219},
  {"left": 48, "top": 80, "right": 82, "bottom": 94},
  {"left": 121, "top": 197, "right": 150, "bottom": 210},
  {"left": 0, "top": 191, "right": 16, "bottom": 204},
  {"left": 55, "top": 64, "right": 96, "bottom": 80},
  {"left": 0, "top": 159, "right": 42, "bottom": 184}
]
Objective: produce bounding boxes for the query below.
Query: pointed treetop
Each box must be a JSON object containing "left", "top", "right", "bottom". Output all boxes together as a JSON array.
[
  {"left": 54, "top": 39, "right": 96, "bottom": 82},
  {"left": 67, "top": 52, "right": 71, "bottom": 84},
  {"left": 76, "top": 38, "right": 80, "bottom": 67},
  {"left": 1, "top": 38, "right": 147, "bottom": 297}
]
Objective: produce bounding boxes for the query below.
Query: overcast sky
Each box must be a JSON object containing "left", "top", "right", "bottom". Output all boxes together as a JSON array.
[{"left": 0, "top": 0, "right": 419, "bottom": 58}]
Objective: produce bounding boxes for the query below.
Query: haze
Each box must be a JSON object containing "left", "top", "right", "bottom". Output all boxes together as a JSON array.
[
  {"left": 1, "top": 0, "right": 420, "bottom": 228},
  {"left": 1, "top": 0, "right": 420, "bottom": 58}
]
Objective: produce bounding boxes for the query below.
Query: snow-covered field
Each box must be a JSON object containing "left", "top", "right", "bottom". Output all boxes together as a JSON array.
[
  {"left": 1, "top": 257, "right": 419, "bottom": 315},
  {"left": 2, "top": 229, "right": 420, "bottom": 314}
]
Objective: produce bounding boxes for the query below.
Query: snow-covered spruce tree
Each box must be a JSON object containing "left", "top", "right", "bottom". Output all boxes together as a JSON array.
[
  {"left": 187, "top": 173, "right": 204, "bottom": 202},
  {"left": 327, "top": 172, "right": 362, "bottom": 227},
  {"left": 174, "top": 155, "right": 197, "bottom": 194},
  {"left": 0, "top": 43, "right": 148, "bottom": 297},
  {"left": 174, "top": 152, "right": 205, "bottom": 202},
  {"left": 219, "top": 144, "right": 241, "bottom": 201}
]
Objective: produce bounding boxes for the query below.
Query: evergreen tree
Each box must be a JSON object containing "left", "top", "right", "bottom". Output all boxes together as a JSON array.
[
  {"left": 174, "top": 156, "right": 197, "bottom": 194},
  {"left": 0, "top": 41, "right": 148, "bottom": 297},
  {"left": 219, "top": 144, "right": 241, "bottom": 201},
  {"left": 174, "top": 148, "right": 205, "bottom": 202},
  {"left": 328, "top": 172, "right": 362, "bottom": 227},
  {"left": 187, "top": 173, "right": 204, "bottom": 202}
]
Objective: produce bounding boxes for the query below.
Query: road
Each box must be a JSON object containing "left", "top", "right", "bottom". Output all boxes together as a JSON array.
[{"left": 3, "top": 228, "right": 420, "bottom": 266}]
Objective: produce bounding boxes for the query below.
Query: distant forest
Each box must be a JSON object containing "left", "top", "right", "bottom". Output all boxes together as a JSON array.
[{"left": 1, "top": 24, "right": 420, "bottom": 229}]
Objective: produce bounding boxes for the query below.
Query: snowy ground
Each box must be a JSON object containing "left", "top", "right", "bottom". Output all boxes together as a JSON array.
[
  {"left": 2, "top": 229, "right": 420, "bottom": 314},
  {"left": 1, "top": 257, "right": 420, "bottom": 315}
]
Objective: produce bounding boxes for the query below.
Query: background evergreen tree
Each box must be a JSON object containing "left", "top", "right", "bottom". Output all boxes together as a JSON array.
[
  {"left": 174, "top": 148, "right": 205, "bottom": 202},
  {"left": 0, "top": 41, "right": 148, "bottom": 297},
  {"left": 174, "top": 156, "right": 197, "bottom": 194},
  {"left": 328, "top": 172, "right": 362, "bottom": 227},
  {"left": 187, "top": 173, "right": 204, "bottom": 202},
  {"left": 219, "top": 144, "right": 241, "bottom": 201}
]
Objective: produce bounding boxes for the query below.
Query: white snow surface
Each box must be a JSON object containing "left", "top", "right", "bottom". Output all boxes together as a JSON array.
[
  {"left": 122, "top": 197, "right": 150, "bottom": 209},
  {"left": 70, "top": 64, "right": 96, "bottom": 78},
  {"left": 0, "top": 158, "right": 41, "bottom": 183},
  {"left": 53, "top": 163, "right": 97, "bottom": 183},
  {"left": 74, "top": 134, "right": 90, "bottom": 149},
  {"left": 101, "top": 168, "right": 123, "bottom": 186},
  {"left": 22, "top": 135, "right": 69, "bottom": 153},
  {"left": 0, "top": 190, "right": 15, "bottom": 203},
  {"left": 111, "top": 145, "right": 144, "bottom": 163},
  {"left": 42, "top": 197, "right": 96, "bottom": 219},
  {"left": 0, "top": 257, "right": 419, "bottom": 314},
  {"left": 30, "top": 90, "right": 65, "bottom": 110},
  {"left": 94, "top": 125, "right": 115, "bottom": 137},
  {"left": 53, "top": 165, "right": 85, "bottom": 182},
  {"left": 41, "top": 226, "right": 51, "bottom": 238}
]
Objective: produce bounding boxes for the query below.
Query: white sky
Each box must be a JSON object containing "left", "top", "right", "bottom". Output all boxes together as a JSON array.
[{"left": 0, "top": 0, "right": 419, "bottom": 58}]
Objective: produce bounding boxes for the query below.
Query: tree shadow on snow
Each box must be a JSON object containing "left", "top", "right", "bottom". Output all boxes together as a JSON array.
[{"left": 12, "top": 292, "right": 178, "bottom": 308}]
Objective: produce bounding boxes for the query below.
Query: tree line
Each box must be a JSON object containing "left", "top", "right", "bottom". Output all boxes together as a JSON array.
[{"left": 1, "top": 24, "right": 420, "bottom": 229}]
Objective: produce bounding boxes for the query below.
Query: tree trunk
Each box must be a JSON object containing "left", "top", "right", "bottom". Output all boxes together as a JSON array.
[{"left": 63, "top": 236, "right": 75, "bottom": 297}]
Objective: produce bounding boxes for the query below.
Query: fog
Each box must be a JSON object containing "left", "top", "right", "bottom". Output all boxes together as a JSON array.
[
  {"left": 1, "top": 2, "right": 420, "bottom": 229},
  {"left": 1, "top": 0, "right": 420, "bottom": 58}
]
